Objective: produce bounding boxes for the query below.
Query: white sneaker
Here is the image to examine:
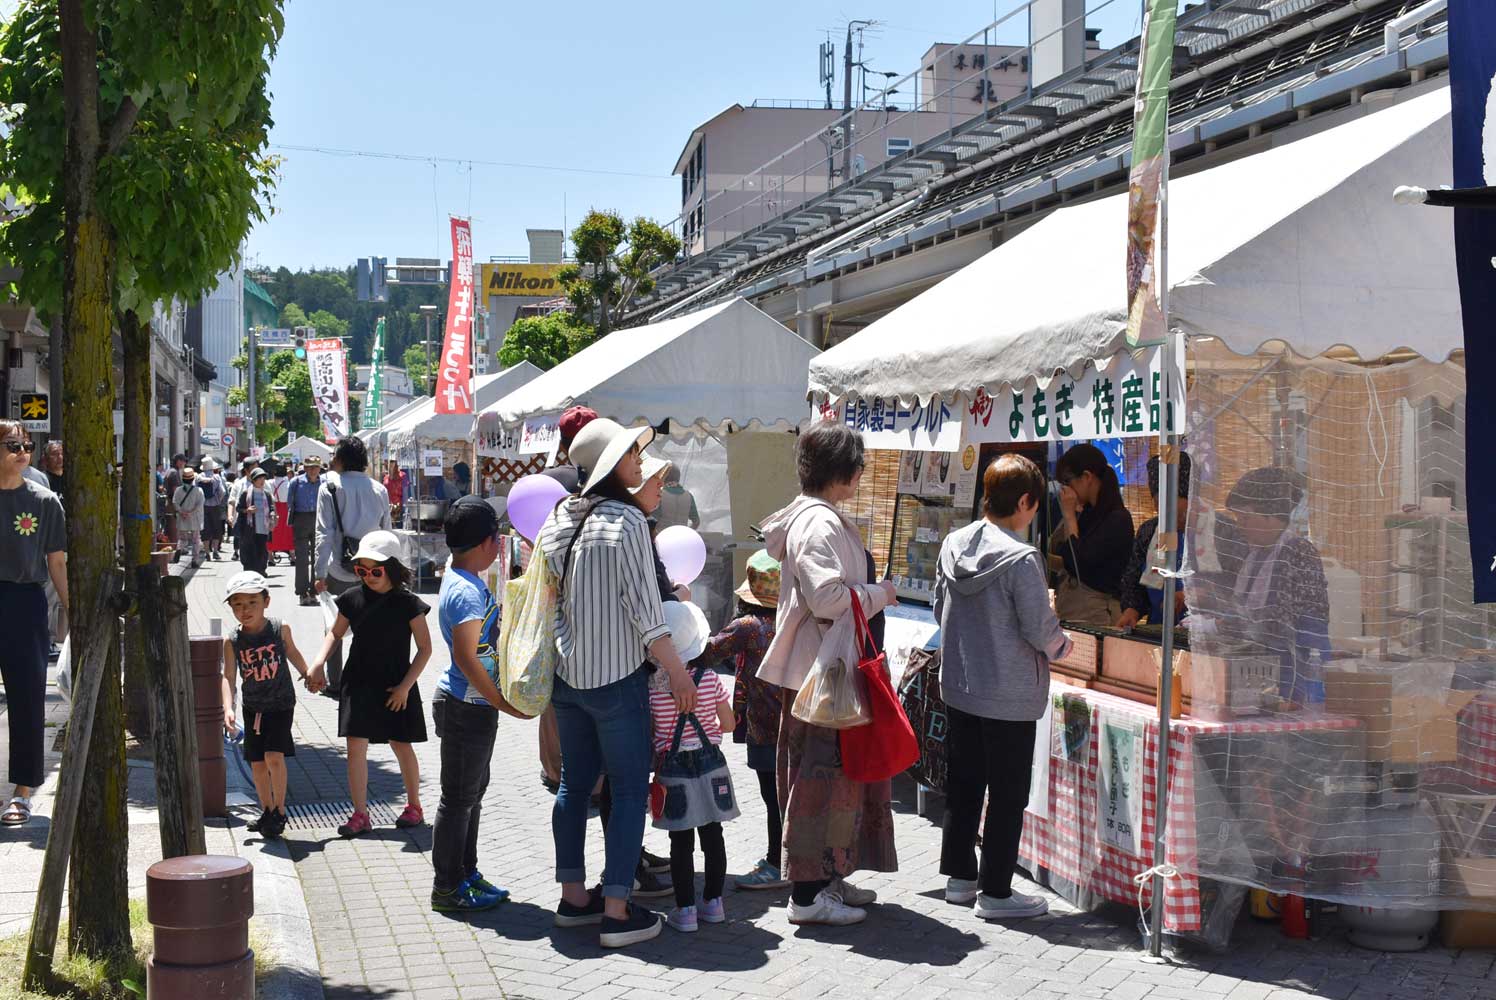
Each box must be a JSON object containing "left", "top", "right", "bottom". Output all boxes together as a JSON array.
[
  {"left": 976, "top": 891, "right": 1048, "bottom": 920},
  {"left": 788, "top": 889, "right": 867, "bottom": 926},
  {"left": 828, "top": 876, "right": 877, "bottom": 907},
  {"left": 945, "top": 878, "right": 980, "bottom": 904}
]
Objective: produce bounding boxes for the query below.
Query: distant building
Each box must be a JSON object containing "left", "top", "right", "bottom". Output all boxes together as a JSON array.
[
  {"left": 351, "top": 363, "right": 416, "bottom": 423},
  {"left": 478, "top": 228, "right": 571, "bottom": 373}
]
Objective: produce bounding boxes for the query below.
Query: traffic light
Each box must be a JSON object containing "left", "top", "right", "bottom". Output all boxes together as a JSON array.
[{"left": 293, "top": 326, "right": 308, "bottom": 359}]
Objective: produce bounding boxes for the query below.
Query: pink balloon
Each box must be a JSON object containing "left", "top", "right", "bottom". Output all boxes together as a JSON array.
[
  {"left": 656, "top": 525, "right": 707, "bottom": 585},
  {"left": 507, "top": 474, "right": 568, "bottom": 541}
]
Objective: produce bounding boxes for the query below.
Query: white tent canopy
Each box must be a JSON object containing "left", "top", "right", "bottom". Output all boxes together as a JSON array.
[
  {"left": 476, "top": 298, "right": 821, "bottom": 433},
  {"left": 382, "top": 363, "right": 542, "bottom": 453},
  {"left": 355, "top": 396, "right": 427, "bottom": 444},
  {"left": 273, "top": 434, "right": 332, "bottom": 463},
  {"left": 808, "top": 85, "right": 1458, "bottom": 404}
]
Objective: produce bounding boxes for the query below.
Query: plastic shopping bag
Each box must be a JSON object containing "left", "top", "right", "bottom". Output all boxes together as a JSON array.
[
  {"left": 495, "top": 543, "right": 559, "bottom": 718},
  {"left": 791, "top": 609, "right": 872, "bottom": 729}
]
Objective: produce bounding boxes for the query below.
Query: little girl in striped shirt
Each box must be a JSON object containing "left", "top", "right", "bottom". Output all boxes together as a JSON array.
[{"left": 650, "top": 602, "right": 736, "bottom": 933}]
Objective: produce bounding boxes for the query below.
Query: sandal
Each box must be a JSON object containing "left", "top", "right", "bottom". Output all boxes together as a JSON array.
[
  {"left": 1, "top": 796, "right": 32, "bottom": 826},
  {"left": 395, "top": 804, "right": 424, "bottom": 828}
]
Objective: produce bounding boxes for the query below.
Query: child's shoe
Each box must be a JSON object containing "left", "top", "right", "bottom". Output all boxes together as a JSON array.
[
  {"left": 246, "top": 807, "right": 270, "bottom": 833},
  {"left": 263, "top": 809, "right": 288, "bottom": 840},
  {"left": 735, "top": 858, "right": 789, "bottom": 890},
  {"left": 668, "top": 905, "right": 698, "bottom": 933},
  {"left": 395, "top": 804, "right": 424, "bottom": 828},
  {"left": 337, "top": 810, "right": 372, "bottom": 838},
  {"left": 698, "top": 897, "right": 726, "bottom": 924},
  {"left": 465, "top": 871, "right": 510, "bottom": 903}
]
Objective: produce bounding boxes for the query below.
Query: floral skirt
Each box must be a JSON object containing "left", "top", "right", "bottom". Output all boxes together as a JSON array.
[{"left": 777, "top": 689, "right": 898, "bottom": 882}]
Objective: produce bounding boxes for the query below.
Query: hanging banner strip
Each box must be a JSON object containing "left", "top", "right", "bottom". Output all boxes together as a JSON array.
[
  {"left": 435, "top": 217, "right": 476, "bottom": 414},
  {"left": 306, "top": 338, "right": 350, "bottom": 444},
  {"left": 815, "top": 395, "right": 965, "bottom": 453},
  {"left": 963, "top": 346, "right": 1184, "bottom": 445}
]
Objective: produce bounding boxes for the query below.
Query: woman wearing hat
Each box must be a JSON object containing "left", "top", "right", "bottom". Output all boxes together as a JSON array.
[
  {"left": 536, "top": 418, "right": 699, "bottom": 949},
  {"left": 238, "top": 468, "right": 275, "bottom": 576},
  {"left": 757, "top": 421, "right": 899, "bottom": 927},
  {"left": 200, "top": 459, "right": 229, "bottom": 560},
  {"left": 702, "top": 550, "right": 788, "bottom": 891},
  {"left": 172, "top": 467, "right": 206, "bottom": 567},
  {"left": 1207, "top": 466, "right": 1330, "bottom": 705}
]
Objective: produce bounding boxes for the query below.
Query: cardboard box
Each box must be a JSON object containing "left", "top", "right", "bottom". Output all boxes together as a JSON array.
[
  {"left": 1442, "top": 859, "right": 1496, "bottom": 949},
  {"left": 1441, "top": 909, "right": 1496, "bottom": 949},
  {"left": 1323, "top": 670, "right": 1476, "bottom": 764}
]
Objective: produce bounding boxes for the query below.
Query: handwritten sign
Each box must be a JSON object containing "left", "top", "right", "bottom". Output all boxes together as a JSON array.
[
  {"left": 519, "top": 415, "right": 562, "bottom": 461},
  {"left": 1097, "top": 718, "right": 1144, "bottom": 853}
]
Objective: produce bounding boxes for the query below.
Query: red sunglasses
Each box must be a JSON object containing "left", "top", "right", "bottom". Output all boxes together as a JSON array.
[{"left": 354, "top": 565, "right": 386, "bottom": 580}]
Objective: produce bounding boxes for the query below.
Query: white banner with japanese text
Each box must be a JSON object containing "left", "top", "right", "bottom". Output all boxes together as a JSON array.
[
  {"left": 306, "top": 338, "right": 350, "bottom": 444},
  {"left": 815, "top": 395, "right": 965, "bottom": 452},
  {"left": 435, "top": 217, "right": 475, "bottom": 414},
  {"left": 962, "top": 345, "right": 1184, "bottom": 445},
  {"left": 476, "top": 422, "right": 524, "bottom": 460}
]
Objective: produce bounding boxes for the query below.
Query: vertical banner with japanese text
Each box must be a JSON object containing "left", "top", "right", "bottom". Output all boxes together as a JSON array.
[
  {"left": 306, "top": 338, "right": 351, "bottom": 444},
  {"left": 365, "top": 316, "right": 387, "bottom": 428},
  {"left": 1125, "top": 0, "right": 1178, "bottom": 347},
  {"left": 435, "top": 217, "right": 476, "bottom": 414},
  {"left": 1448, "top": 0, "right": 1496, "bottom": 602}
]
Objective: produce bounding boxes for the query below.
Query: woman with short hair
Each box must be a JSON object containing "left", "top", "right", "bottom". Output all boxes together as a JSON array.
[
  {"left": 1050, "top": 443, "right": 1135, "bottom": 623},
  {"left": 758, "top": 421, "right": 899, "bottom": 927}
]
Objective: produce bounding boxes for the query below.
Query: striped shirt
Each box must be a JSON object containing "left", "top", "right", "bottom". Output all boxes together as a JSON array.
[
  {"left": 537, "top": 497, "right": 671, "bottom": 690},
  {"left": 649, "top": 668, "right": 727, "bottom": 753}
]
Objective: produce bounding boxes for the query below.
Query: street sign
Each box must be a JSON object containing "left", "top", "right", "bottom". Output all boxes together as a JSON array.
[
  {"left": 225, "top": 415, "right": 245, "bottom": 429},
  {"left": 257, "top": 327, "right": 293, "bottom": 348},
  {"left": 18, "top": 392, "right": 48, "bottom": 431},
  {"left": 221, "top": 431, "right": 236, "bottom": 448},
  {"left": 200, "top": 429, "right": 222, "bottom": 448}
]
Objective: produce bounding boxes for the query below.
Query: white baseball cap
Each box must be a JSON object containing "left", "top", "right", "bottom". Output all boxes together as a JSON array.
[
  {"left": 351, "top": 530, "right": 404, "bottom": 564},
  {"left": 662, "top": 601, "right": 710, "bottom": 663},
  {"left": 224, "top": 571, "right": 270, "bottom": 600}
]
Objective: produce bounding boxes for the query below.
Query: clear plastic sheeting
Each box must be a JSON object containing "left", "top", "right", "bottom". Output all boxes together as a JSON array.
[
  {"left": 648, "top": 435, "right": 736, "bottom": 630},
  {"left": 1180, "top": 341, "right": 1495, "bottom": 912}
]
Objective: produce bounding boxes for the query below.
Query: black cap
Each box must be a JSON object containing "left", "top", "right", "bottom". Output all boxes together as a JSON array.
[{"left": 445, "top": 495, "right": 499, "bottom": 550}]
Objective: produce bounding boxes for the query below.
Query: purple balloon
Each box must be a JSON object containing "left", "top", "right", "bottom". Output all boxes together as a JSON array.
[
  {"left": 656, "top": 525, "right": 707, "bottom": 585},
  {"left": 507, "top": 474, "right": 568, "bottom": 541}
]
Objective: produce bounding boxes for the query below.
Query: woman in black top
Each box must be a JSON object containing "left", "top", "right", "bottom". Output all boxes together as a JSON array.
[{"left": 1050, "top": 443, "right": 1134, "bottom": 625}]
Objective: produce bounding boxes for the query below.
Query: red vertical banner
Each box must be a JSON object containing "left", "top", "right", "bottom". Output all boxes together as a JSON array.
[{"left": 435, "top": 217, "right": 475, "bottom": 414}]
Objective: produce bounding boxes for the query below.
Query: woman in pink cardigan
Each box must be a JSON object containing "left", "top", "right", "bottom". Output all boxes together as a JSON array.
[{"left": 758, "top": 421, "right": 899, "bottom": 927}]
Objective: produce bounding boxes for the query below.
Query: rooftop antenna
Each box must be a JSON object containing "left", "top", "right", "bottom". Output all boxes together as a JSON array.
[{"left": 819, "top": 35, "right": 835, "bottom": 110}]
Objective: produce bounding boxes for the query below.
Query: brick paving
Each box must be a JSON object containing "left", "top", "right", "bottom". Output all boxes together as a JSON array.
[{"left": 171, "top": 555, "right": 1496, "bottom": 1000}]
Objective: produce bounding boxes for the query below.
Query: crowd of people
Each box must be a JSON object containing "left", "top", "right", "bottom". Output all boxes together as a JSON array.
[{"left": 1, "top": 407, "right": 1329, "bottom": 954}]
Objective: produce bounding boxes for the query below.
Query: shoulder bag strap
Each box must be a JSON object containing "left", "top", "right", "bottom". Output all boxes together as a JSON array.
[
  {"left": 556, "top": 499, "right": 597, "bottom": 598},
  {"left": 328, "top": 483, "right": 347, "bottom": 537}
]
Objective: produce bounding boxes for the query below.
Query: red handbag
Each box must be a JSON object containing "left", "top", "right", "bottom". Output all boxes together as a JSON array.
[{"left": 839, "top": 593, "right": 920, "bottom": 783}]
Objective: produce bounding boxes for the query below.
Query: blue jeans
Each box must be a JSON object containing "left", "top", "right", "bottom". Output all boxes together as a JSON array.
[{"left": 552, "top": 668, "right": 652, "bottom": 900}]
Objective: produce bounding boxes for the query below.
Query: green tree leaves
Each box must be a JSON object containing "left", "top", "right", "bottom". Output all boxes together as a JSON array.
[
  {"left": 498, "top": 313, "right": 593, "bottom": 371},
  {"left": 557, "top": 210, "right": 680, "bottom": 335}
]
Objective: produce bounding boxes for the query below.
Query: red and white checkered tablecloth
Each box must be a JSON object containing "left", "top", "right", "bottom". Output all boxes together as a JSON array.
[
  {"left": 1457, "top": 697, "right": 1496, "bottom": 789},
  {"left": 1019, "top": 685, "right": 1358, "bottom": 933}
]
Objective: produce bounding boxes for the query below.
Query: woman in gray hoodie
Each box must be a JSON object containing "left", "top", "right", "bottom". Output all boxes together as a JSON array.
[{"left": 934, "top": 453, "right": 1071, "bottom": 920}]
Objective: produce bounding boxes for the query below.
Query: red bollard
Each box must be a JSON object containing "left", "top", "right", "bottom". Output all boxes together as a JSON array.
[
  {"left": 191, "top": 636, "right": 227, "bottom": 817},
  {"left": 146, "top": 855, "right": 255, "bottom": 998}
]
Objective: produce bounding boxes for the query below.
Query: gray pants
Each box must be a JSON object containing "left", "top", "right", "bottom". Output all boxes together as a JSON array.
[
  {"left": 292, "top": 511, "right": 317, "bottom": 597},
  {"left": 321, "top": 574, "right": 359, "bottom": 694}
]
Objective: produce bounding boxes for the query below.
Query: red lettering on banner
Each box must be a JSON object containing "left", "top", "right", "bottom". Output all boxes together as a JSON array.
[{"left": 435, "top": 217, "right": 475, "bottom": 414}]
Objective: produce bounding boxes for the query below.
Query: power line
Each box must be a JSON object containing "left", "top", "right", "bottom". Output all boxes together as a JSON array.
[{"left": 270, "top": 143, "right": 670, "bottom": 181}]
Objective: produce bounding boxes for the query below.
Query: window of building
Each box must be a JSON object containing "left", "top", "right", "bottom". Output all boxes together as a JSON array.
[{"left": 886, "top": 137, "right": 913, "bottom": 158}]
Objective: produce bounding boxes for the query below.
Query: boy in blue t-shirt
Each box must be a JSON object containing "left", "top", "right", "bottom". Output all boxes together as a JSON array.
[{"left": 431, "top": 495, "right": 525, "bottom": 913}]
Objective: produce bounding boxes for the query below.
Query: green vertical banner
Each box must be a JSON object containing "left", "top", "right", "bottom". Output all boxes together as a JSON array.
[
  {"left": 1125, "top": 0, "right": 1179, "bottom": 347},
  {"left": 366, "top": 317, "right": 386, "bottom": 427}
]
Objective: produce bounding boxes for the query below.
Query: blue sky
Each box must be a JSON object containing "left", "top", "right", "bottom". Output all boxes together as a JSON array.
[{"left": 247, "top": 0, "right": 1144, "bottom": 271}]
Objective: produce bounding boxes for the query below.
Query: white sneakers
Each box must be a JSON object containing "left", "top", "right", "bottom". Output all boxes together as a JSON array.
[
  {"left": 787, "top": 888, "right": 867, "bottom": 926},
  {"left": 828, "top": 877, "right": 877, "bottom": 907},
  {"left": 975, "top": 890, "right": 1049, "bottom": 920},
  {"left": 945, "top": 877, "right": 981, "bottom": 904}
]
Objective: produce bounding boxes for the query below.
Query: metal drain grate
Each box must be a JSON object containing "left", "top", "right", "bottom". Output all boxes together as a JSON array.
[{"left": 276, "top": 798, "right": 403, "bottom": 832}]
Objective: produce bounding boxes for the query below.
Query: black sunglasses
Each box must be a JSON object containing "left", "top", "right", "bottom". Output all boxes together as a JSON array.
[{"left": 3, "top": 440, "right": 36, "bottom": 455}]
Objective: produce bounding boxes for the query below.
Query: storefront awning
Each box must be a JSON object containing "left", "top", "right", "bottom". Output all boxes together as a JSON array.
[
  {"left": 381, "top": 362, "right": 542, "bottom": 453},
  {"left": 476, "top": 297, "right": 820, "bottom": 433},
  {"left": 808, "top": 85, "right": 1458, "bottom": 405}
]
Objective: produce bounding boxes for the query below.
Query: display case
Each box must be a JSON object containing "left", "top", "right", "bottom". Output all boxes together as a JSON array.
[{"left": 888, "top": 493, "right": 969, "bottom": 603}]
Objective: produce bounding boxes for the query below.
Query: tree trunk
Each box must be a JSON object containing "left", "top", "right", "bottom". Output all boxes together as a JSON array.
[
  {"left": 142, "top": 570, "right": 205, "bottom": 859},
  {"left": 121, "top": 308, "right": 154, "bottom": 740},
  {"left": 60, "top": 0, "right": 130, "bottom": 966}
]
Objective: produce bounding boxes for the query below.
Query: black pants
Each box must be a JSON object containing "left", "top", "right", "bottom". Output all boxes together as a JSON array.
[
  {"left": 240, "top": 529, "right": 269, "bottom": 575},
  {"left": 939, "top": 707, "right": 1036, "bottom": 899},
  {"left": 432, "top": 694, "right": 499, "bottom": 894},
  {"left": 757, "top": 769, "right": 782, "bottom": 871},
  {"left": 291, "top": 511, "right": 317, "bottom": 596},
  {"left": 670, "top": 822, "right": 725, "bottom": 908},
  {"left": 0, "top": 583, "right": 49, "bottom": 788}
]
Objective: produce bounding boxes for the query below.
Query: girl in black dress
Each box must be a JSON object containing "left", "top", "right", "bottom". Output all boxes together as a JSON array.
[{"left": 308, "top": 530, "right": 432, "bottom": 837}]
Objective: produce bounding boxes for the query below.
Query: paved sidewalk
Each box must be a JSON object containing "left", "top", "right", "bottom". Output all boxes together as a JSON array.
[{"left": 178, "top": 555, "right": 1496, "bottom": 1000}]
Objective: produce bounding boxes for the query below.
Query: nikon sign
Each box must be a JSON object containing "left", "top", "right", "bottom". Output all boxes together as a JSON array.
[{"left": 478, "top": 263, "right": 564, "bottom": 297}]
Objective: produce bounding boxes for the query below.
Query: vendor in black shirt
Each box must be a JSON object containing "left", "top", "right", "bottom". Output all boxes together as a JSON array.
[{"left": 1050, "top": 443, "right": 1134, "bottom": 625}]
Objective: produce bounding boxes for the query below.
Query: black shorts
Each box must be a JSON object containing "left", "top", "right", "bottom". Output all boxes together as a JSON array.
[{"left": 242, "top": 708, "right": 296, "bottom": 762}]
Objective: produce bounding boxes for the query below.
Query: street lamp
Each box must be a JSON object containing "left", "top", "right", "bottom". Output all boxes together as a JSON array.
[{"left": 419, "top": 304, "right": 440, "bottom": 396}]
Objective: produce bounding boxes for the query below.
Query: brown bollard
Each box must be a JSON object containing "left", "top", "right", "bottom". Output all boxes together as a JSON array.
[
  {"left": 191, "top": 636, "right": 228, "bottom": 817},
  {"left": 146, "top": 855, "right": 254, "bottom": 998}
]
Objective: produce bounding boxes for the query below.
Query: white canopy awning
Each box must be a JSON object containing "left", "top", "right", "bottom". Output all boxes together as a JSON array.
[
  {"left": 382, "top": 363, "right": 543, "bottom": 452},
  {"left": 808, "top": 85, "right": 1458, "bottom": 405},
  {"left": 476, "top": 298, "right": 820, "bottom": 433},
  {"left": 274, "top": 434, "right": 332, "bottom": 462}
]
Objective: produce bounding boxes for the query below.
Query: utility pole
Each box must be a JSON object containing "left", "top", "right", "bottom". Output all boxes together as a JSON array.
[
  {"left": 841, "top": 23, "right": 855, "bottom": 184},
  {"left": 419, "top": 304, "right": 439, "bottom": 396},
  {"left": 247, "top": 324, "right": 257, "bottom": 451}
]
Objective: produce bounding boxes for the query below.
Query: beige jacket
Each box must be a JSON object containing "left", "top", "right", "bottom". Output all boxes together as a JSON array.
[{"left": 757, "top": 495, "right": 892, "bottom": 692}]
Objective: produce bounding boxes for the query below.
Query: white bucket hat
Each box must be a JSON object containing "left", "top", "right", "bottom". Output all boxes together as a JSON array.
[
  {"left": 351, "top": 530, "right": 404, "bottom": 564},
  {"left": 662, "top": 601, "right": 710, "bottom": 663},
  {"left": 628, "top": 455, "right": 673, "bottom": 495},
  {"left": 567, "top": 417, "right": 655, "bottom": 495}
]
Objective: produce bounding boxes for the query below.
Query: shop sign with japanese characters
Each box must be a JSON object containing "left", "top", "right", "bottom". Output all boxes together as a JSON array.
[
  {"left": 815, "top": 394, "right": 965, "bottom": 452},
  {"left": 963, "top": 346, "right": 1184, "bottom": 445}
]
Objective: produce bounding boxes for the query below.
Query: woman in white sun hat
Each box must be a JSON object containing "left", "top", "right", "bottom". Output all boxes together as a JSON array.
[{"left": 536, "top": 418, "right": 699, "bottom": 949}]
